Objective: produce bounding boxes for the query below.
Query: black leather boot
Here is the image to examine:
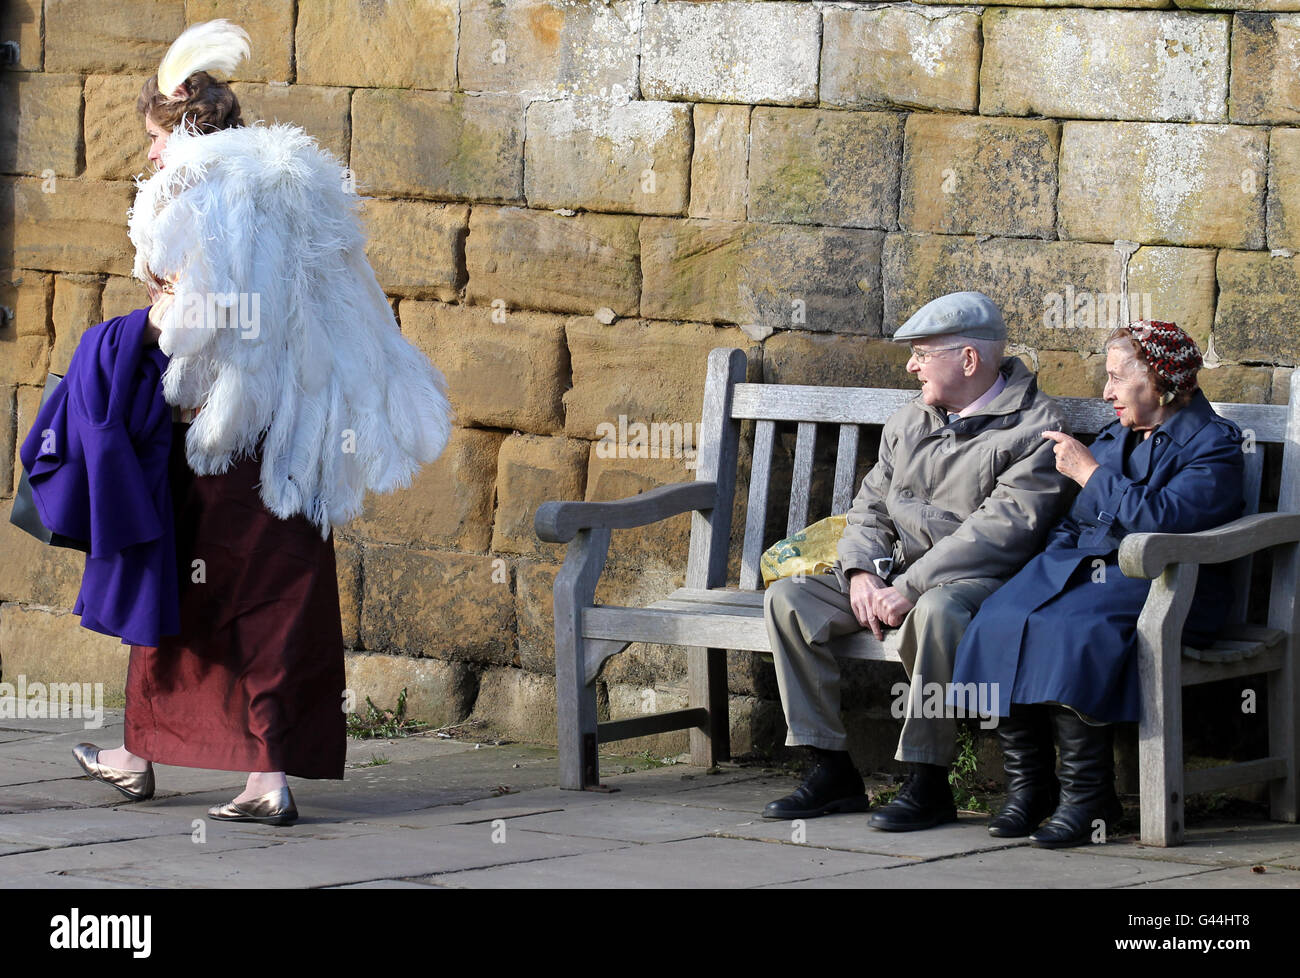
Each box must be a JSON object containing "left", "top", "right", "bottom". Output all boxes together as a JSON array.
[
  {"left": 867, "top": 763, "right": 957, "bottom": 831},
  {"left": 1030, "top": 706, "right": 1124, "bottom": 848},
  {"left": 987, "top": 705, "right": 1059, "bottom": 838},
  {"left": 762, "top": 748, "right": 869, "bottom": 819}
]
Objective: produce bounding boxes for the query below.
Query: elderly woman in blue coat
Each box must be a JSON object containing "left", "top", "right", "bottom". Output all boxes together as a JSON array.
[{"left": 951, "top": 321, "right": 1244, "bottom": 848}]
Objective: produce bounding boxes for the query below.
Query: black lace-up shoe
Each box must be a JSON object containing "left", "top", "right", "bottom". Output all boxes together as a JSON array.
[
  {"left": 762, "top": 750, "right": 869, "bottom": 819},
  {"left": 867, "top": 763, "right": 957, "bottom": 831}
]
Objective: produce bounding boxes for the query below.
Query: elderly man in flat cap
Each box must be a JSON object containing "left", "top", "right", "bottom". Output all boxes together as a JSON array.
[{"left": 763, "top": 291, "right": 1072, "bottom": 831}]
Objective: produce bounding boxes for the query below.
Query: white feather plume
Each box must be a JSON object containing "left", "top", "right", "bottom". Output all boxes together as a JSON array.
[
  {"left": 157, "top": 19, "right": 251, "bottom": 99},
  {"left": 127, "top": 122, "right": 454, "bottom": 537}
]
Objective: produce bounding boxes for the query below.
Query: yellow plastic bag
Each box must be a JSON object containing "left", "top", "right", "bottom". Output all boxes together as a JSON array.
[{"left": 760, "top": 514, "right": 848, "bottom": 587}]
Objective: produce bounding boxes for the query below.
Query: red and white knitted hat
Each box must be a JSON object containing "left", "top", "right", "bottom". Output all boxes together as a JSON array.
[{"left": 1124, "top": 320, "right": 1203, "bottom": 393}]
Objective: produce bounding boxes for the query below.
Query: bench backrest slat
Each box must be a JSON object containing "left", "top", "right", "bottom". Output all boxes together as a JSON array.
[
  {"left": 787, "top": 421, "right": 818, "bottom": 537},
  {"left": 739, "top": 419, "right": 776, "bottom": 591},
  {"left": 832, "top": 424, "right": 861, "bottom": 515},
  {"left": 1225, "top": 448, "right": 1268, "bottom": 623}
]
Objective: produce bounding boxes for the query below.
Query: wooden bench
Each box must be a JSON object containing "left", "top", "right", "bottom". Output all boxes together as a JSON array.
[{"left": 535, "top": 347, "right": 1300, "bottom": 847}]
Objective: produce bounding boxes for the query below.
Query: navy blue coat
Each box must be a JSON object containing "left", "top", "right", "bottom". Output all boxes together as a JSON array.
[{"left": 951, "top": 390, "right": 1245, "bottom": 722}]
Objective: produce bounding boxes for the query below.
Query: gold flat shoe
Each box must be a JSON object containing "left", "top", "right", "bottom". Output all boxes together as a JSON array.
[
  {"left": 208, "top": 787, "right": 298, "bottom": 825},
  {"left": 72, "top": 743, "right": 155, "bottom": 801}
]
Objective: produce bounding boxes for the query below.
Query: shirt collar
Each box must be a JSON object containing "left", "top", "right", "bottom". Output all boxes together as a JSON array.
[{"left": 955, "top": 372, "right": 1007, "bottom": 419}]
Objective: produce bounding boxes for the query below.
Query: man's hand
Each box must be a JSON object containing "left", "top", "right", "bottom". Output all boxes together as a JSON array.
[
  {"left": 868, "top": 586, "right": 915, "bottom": 628},
  {"left": 1041, "top": 430, "right": 1100, "bottom": 487},
  {"left": 847, "top": 570, "right": 887, "bottom": 640}
]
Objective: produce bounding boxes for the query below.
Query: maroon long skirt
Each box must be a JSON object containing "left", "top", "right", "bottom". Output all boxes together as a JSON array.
[{"left": 124, "top": 422, "right": 346, "bottom": 779}]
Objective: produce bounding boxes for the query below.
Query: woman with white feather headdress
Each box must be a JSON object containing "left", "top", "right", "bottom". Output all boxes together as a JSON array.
[{"left": 72, "top": 20, "right": 453, "bottom": 825}]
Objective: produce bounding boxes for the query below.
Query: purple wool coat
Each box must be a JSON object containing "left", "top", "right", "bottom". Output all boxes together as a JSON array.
[{"left": 19, "top": 306, "right": 179, "bottom": 646}]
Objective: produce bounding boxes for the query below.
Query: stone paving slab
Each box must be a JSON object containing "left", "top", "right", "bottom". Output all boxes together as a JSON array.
[
  {"left": 0, "top": 832, "right": 295, "bottom": 881},
  {"left": 1086, "top": 821, "right": 1300, "bottom": 869},
  {"left": 716, "top": 811, "right": 1028, "bottom": 859},
  {"left": 0, "top": 717, "right": 112, "bottom": 735},
  {"left": 0, "top": 757, "right": 77, "bottom": 787},
  {"left": 0, "top": 729, "right": 45, "bottom": 743},
  {"left": 0, "top": 807, "right": 187, "bottom": 848},
  {"left": 1, "top": 872, "right": 152, "bottom": 888},
  {"left": 497, "top": 799, "right": 773, "bottom": 845},
  {"left": 0, "top": 778, "right": 136, "bottom": 812},
  {"left": 1130, "top": 865, "right": 1300, "bottom": 889},
  {"left": 628, "top": 772, "right": 823, "bottom": 812},
  {"left": 764, "top": 845, "right": 1212, "bottom": 889},
  {"left": 82, "top": 826, "right": 633, "bottom": 888},
  {"left": 423, "top": 835, "right": 906, "bottom": 889}
]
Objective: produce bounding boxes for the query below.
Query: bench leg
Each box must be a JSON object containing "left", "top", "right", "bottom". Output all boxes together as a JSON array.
[
  {"left": 1267, "top": 647, "right": 1298, "bottom": 823},
  {"left": 1267, "top": 542, "right": 1299, "bottom": 822},
  {"left": 556, "top": 635, "right": 600, "bottom": 790},
  {"left": 554, "top": 528, "right": 610, "bottom": 790},
  {"left": 1138, "top": 639, "right": 1186, "bottom": 847},
  {"left": 688, "top": 646, "right": 730, "bottom": 768},
  {"left": 1136, "top": 565, "right": 1192, "bottom": 847}
]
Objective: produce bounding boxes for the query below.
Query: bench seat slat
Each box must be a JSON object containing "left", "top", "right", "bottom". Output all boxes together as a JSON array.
[{"left": 583, "top": 598, "right": 905, "bottom": 661}]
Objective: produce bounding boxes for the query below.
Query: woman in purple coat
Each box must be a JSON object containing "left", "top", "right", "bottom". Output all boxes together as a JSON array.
[
  {"left": 952, "top": 321, "right": 1244, "bottom": 848},
  {"left": 69, "top": 21, "right": 450, "bottom": 823}
]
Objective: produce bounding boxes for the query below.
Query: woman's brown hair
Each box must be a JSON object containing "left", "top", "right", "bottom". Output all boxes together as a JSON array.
[{"left": 137, "top": 70, "right": 242, "bottom": 133}]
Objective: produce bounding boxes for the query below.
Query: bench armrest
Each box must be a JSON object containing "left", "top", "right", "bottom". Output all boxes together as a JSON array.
[
  {"left": 1118, "top": 512, "right": 1300, "bottom": 580},
  {"left": 535, "top": 480, "right": 719, "bottom": 544}
]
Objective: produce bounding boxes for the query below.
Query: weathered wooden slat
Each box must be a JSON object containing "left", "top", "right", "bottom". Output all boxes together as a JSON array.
[
  {"left": 1119, "top": 513, "right": 1300, "bottom": 580},
  {"left": 1223, "top": 623, "right": 1289, "bottom": 643},
  {"left": 731, "top": 384, "right": 915, "bottom": 425},
  {"left": 1225, "top": 449, "right": 1267, "bottom": 623},
  {"left": 826, "top": 629, "right": 906, "bottom": 662},
  {"left": 584, "top": 605, "right": 771, "bottom": 650},
  {"left": 739, "top": 420, "right": 776, "bottom": 591},
  {"left": 584, "top": 603, "right": 905, "bottom": 661},
  {"left": 1137, "top": 562, "right": 1198, "bottom": 847},
  {"left": 832, "top": 424, "right": 860, "bottom": 515},
  {"left": 663, "top": 587, "right": 766, "bottom": 607},
  {"left": 787, "top": 421, "right": 817, "bottom": 536},
  {"left": 598, "top": 708, "right": 710, "bottom": 744},
  {"left": 1181, "top": 645, "right": 1285, "bottom": 686},
  {"left": 1184, "top": 758, "right": 1289, "bottom": 796}
]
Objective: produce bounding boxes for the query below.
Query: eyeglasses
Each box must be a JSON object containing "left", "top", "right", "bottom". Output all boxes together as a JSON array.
[{"left": 908, "top": 344, "right": 968, "bottom": 364}]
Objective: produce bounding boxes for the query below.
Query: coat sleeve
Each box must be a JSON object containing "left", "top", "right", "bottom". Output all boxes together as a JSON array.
[
  {"left": 835, "top": 411, "right": 900, "bottom": 581},
  {"left": 1070, "top": 422, "right": 1245, "bottom": 536},
  {"left": 891, "top": 431, "right": 1071, "bottom": 604}
]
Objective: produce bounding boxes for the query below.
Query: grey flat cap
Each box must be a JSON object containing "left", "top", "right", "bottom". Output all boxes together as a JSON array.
[{"left": 893, "top": 291, "right": 1005, "bottom": 343}]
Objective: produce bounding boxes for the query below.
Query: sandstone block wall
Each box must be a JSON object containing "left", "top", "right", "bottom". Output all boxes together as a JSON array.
[{"left": 2, "top": 1, "right": 1295, "bottom": 767}]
